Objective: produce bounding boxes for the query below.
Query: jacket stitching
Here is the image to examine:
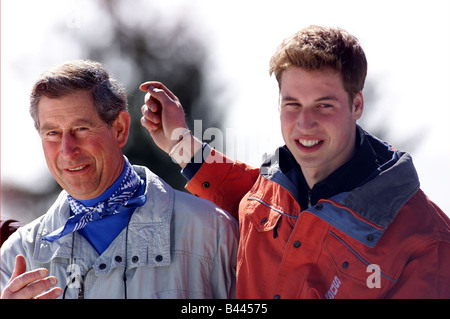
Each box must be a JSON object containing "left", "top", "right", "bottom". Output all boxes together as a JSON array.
[
  {"left": 328, "top": 230, "right": 397, "bottom": 283},
  {"left": 247, "top": 197, "right": 298, "bottom": 219},
  {"left": 321, "top": 199, "right": 385, "bottom": 231}
]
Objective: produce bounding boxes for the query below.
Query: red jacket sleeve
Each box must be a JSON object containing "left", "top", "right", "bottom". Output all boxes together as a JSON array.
[
  {"left": 384, "top": 241, "right": 450, "bottom": 298},
  {"left": 185, "top": 149, "right": 259, "bottom": 220},
  {"left": 384, "top": 199, "right": 450, "bottom": 299}
]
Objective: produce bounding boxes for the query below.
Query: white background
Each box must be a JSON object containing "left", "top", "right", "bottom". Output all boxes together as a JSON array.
[{"left": 2, "top": 0, "right": 449, "bottom": 216}]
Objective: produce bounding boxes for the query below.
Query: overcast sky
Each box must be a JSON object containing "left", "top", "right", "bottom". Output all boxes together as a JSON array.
[{"left": 2, "top": 0, "right": 449, "bottom": 215}]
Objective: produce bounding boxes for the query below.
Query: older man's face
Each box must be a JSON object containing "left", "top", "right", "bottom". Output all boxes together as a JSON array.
[{"left": 37, "top": 90, "right": 130, "bottom": 200}]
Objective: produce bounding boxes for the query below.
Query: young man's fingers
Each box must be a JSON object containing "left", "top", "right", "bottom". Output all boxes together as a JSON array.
[
  {"left": 141, "top": 115, "right": 160, "bottom": 131},
  {"left": 141, "top": 104, "right": 161, "bottom": 125},
  {"left": 140, "top": 81, "right": 177, "bottom": 100}
]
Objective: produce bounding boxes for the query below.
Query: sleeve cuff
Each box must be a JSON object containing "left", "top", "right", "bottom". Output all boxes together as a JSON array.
[{"left": 181, "top": 143, "right": 212, "bottom": 181}]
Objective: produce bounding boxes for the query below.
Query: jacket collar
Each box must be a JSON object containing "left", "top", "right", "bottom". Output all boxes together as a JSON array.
[
  {"left": 260, "top": 127, "right": 420, "bottom": 231},
  {"left": 339, "top": 140, "right": 420, "bottom": 228},
  {"left": 33, "top": 166, "right": 173, "bottom": 270}
]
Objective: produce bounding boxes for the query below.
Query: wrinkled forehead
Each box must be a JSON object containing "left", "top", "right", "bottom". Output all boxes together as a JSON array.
[{"left": 36, "top": 91, "right": 101, "bottom": 129}]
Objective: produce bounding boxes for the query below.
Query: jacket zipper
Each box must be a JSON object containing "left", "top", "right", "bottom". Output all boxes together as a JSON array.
[
  {"left": 307, "top": 189, "right": 312, "bottom": 208},
  {"left": 77, "top": 267, "right": 93, "bottom": 299},
  {"left": 78, "top": 278, "right": 85, "bottom": 299}
]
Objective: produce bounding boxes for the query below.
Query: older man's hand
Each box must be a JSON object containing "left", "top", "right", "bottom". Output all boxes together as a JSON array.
[{"left": 1, "top": 255, "right": 62, "bottom": 299}]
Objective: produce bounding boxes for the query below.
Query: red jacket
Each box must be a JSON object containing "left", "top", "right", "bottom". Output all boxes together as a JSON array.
[{"left": 185, "top": 133, "right": 450, "bottom": 299}]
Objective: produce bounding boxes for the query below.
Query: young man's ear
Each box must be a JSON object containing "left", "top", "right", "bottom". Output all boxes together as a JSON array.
[
  {"left": 113, "top": 111, "right": 131, "bottom": 148},
  {"left": 352, "top": 92, "right": 364, "bottom": 120}
]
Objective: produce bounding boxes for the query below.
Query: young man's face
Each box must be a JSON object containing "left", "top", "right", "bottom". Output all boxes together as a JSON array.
[
  {"left": 37, "top": 90, "right": 130, "bottom": 200},
  {"left": 279, "top": 67, "right": 363, "bottom": 187}
]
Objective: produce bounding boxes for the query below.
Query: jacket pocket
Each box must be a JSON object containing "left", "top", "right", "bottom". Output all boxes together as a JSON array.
[
  {"left": 318, "top": 230, "right": 396, "bottom": 299},
  {"left": 244, "top": 196, "right": 285, "bottom": 232}
]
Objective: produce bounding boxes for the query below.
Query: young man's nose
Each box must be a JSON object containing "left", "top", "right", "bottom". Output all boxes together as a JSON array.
[{"left": 297, "top": 108, "right": 317, "bottom": 130}]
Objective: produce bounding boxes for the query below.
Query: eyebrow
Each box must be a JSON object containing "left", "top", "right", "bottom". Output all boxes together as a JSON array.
[
  {"left": 281, "top": 95, "right": 339, "bottom": 102},
  {"left": 315, "top": 95, "right": 339, "bottom": 102},
  {"left": 39, "top": 119, "right": 97, "bottom": 132}
]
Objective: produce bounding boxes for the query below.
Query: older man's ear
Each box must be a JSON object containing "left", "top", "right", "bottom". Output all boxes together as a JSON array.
[{"left": 113, "top": 111, "right": 131, "bottom": 148}]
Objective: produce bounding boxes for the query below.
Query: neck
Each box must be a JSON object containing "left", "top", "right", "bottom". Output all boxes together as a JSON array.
[
  {"left": 301, "top": 146, "right": 357, "bottom": 190},
  {"left": 301, "top": 169, "right": 327, "bottom": 190}
]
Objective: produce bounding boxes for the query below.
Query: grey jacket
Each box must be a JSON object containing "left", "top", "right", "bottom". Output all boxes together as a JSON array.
[{"left": 1, "top": 166, "right": 238, "bottom": 299}]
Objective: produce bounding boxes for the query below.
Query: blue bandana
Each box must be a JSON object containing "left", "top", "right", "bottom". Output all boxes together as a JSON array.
[{"left": 43, "top": 157, "right": 146, "bottom": 243}]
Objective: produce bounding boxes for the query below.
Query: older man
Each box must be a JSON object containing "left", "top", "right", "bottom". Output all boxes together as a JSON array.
[{"left": 1, "top": 60, "right": 238, "bottom": 299}]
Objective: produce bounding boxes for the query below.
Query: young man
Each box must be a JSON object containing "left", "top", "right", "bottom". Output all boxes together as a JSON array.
[
  {"left": 1, "top": 60, "right": 238, "bottom": 299},
  {"left": 140, "top": 26, "right": 450, "bottom": 299}
]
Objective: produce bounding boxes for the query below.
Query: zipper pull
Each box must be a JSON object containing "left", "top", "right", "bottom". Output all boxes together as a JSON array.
[
  {"left": 77, "top": 285, "right": 84, "bottom": 299},
  {"left": 307, "top": 189, "right": 312, "bottom": 208},
  {"left": 77, "top": 275, "right": 85, "bottom": 299}
]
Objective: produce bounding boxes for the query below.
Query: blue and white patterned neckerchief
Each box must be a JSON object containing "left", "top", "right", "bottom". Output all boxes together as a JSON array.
[{"left": 42, "top": 157, "right": 146, "bottom": 243}]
